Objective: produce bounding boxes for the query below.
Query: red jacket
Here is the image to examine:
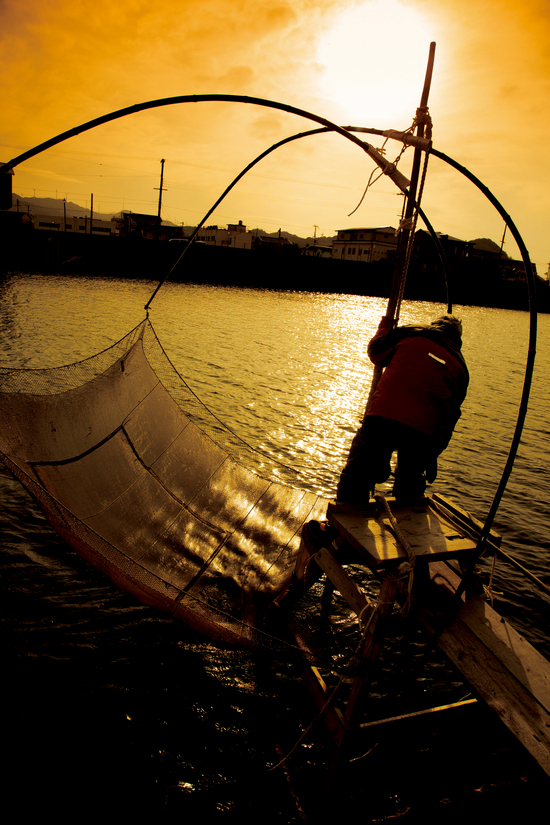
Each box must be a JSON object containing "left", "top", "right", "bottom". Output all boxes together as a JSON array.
[{"left": 366, "top": 317, "right": 469, "bottom": 446}]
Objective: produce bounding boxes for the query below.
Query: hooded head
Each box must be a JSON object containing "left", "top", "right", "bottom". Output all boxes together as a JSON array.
[{"left": 430, "top": 314, "right": 463, "bottom": 342}]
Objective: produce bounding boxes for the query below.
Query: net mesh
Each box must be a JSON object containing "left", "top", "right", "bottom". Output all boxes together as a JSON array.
[{"left": 0, "top": 318, "right": 328, "bottom": 648}]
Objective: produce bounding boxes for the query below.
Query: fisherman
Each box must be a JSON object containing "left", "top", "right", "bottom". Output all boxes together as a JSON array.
[{"left": 336, "top": 313, "right": 469, "bottom": 502}]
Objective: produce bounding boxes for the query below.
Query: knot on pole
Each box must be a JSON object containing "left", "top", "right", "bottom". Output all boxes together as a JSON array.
[{"left": 414, "top": 106, "right": 433, "bottom": 140}]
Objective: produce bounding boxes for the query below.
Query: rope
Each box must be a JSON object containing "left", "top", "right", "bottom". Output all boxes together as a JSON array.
[
  {"left": 374, "top": 493, "right": 416, "bottom": 614},
  {"left": 413, "top": 105, "right": 433, "bottom": 141},
  {"left": 482, "top": 551, "right": 503, "bottom": 607},
  {"left": 394, "top": 145, "right": 431, "bottom": 321},
  {"left": 146, "top": 318, "right": 325, "bottom": 487},
  {"left": 348, "top": 128, "right": 413, "bottom": 218}
]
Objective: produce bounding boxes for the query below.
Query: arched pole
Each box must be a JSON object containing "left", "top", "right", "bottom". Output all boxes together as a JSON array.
[
  {"left": 0, "top": 90, "right": 448, "bottom": 309},
  {"left": 2, "top": 90, "right": 536, "bottom": 564},
  {"left": 144, "top": 123, "right": 450, "bottom": 311},
  {"left": 145, "top": 127, "right": 331, "bottom": 309},
  {"left": 428, "top": 147, "right": 538, "bottom": 607},
  {"left": 0, "top": 94, "right": 409, "bottom": 196}
]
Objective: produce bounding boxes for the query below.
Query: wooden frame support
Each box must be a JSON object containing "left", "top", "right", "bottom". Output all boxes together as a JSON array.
[
  {"left": 415, "top": 561, "right": 550, "bottom": 778},
  {"left": 288, "top": 495, "right": 550, "bottom": 781},
  {"left": 344, "top": 576, "right": 398, "bottom": 726}
]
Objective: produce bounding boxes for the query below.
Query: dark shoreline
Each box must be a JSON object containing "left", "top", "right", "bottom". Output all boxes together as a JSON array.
[{"left": 2, "top": 227, "right": 548, "bottom": 313}]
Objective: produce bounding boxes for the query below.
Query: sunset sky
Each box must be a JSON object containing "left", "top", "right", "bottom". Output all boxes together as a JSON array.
[{"left": 1, "top": 0, "right": 549, "bottom": 274}]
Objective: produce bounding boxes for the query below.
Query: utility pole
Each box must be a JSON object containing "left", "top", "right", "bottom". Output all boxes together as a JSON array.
[
  {"left": 155, "top": 159, "right": 166, "bottom": 218},
  {"left": 499, "top": 224, "right": 507, "bottom": 258},
  {"left": 90, "top": 193, "right": 93, "bottom": 234}
]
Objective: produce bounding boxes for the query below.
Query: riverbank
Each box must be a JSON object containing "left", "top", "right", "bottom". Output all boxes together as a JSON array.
[{"left": 1, "top": 220, "right": 548, "bottom": 311}]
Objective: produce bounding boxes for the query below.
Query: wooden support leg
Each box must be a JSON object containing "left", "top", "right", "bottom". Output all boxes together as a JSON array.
[
  {"left": 274, "top": 535, "right": 324, "bottom": 611},
  {"left": 325, "top": 575, "right": 398, "bottom": 794},
  {"left": 344, "top": 576, "right": 398, "bottom": 726},
  {"left": 321, "top": 578, "right": 335, "bottom": 610}
]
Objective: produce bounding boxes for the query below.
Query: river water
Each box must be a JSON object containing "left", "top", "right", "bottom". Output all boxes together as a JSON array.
[{"left": 1, "top": 273, "right": 549, "bottom": 818}]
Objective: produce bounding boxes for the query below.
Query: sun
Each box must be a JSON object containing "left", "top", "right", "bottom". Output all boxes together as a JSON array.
[{"left": 316, "top": 0, "right": 435, "bottom": 128}]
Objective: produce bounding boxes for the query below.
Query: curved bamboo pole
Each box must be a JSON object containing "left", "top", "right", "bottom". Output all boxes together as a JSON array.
[
  {"left": 428, "top": 147, "right": 538, "bottom": 607},
  {"left": 0, "top": 94, "right": 409, "bottom": 193},
  {"left": 144, "top": 123, "right": 450, "bottom": 310},
  {"left": 1, "top": 82, "right": 537, "bottom": 582}
]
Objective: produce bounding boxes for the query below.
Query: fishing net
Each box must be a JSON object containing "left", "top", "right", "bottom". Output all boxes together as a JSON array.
[{"left": 0, "top": 318, "right": 327, "bottom": 647}]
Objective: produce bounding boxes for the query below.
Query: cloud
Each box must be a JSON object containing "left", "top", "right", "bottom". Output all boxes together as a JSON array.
[
  {"left": 23, "top": 167, "right": 83, "bottom": 183},
  {"left": 0, "top": 0, "right": 333, "bottom": 145},
  {"left": 1, "top": 0, "right": 549, "bottom": 266}
]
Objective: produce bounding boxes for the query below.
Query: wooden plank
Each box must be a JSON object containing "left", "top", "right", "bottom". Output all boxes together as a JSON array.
[
  {"left": 432, "top": 615, "right": 550, "bottom": 777},
  {"left": 416, "top": 562, "right": 550, "bottom": 777},
  {"left": 313, "top": 546, "right": 372, "bottom": 621},
  {"left": 344, "top": 577, "right": 398, "bottom": 725},
  {"left": 427, "top": 562, "right": 550, "bottom": 713},
  {"left": 463, "top": 599, "right": 550, "bottom": 712},
  {"left": 327, "top": 500, "right": 476, "bottom": 569},
  {"left": 431, "top": 492, "right": 502, "bottom": 548},
  {"left": 288, "top": 624, "right": 348, "bottom": 748},
  {"left": 359, "top": 698, "right": 479, "bottom": 729}
]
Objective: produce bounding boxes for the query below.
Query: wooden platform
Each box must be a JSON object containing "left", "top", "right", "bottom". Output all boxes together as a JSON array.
[
  {"left": 326, "top": 493, "right": 498, "bottom": 570},
  {"left": 289, "top": 493, "right": 550, "bottom": 779}
]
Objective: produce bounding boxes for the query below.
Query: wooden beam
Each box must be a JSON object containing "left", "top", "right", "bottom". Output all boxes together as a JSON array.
[
  {"left": 344, "top": 577, "right": 398, "bottom": 725},
  {"left": 313, "top": 546, "right": 373, "bottom": 620},
  {"left": 359, "top": 698, "right": 478, "bottom": 730},
  {"left": 416, "top": 562, "right": 550, "bottom": 777},
  {"left": 288, "top": 624, "right": 348, "bottom": 749},
  {"left": 431, "top": 492, "right": 502, "bottom": 548}
]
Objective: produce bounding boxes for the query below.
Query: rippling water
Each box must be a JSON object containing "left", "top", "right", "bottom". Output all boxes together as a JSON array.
[{"left": 1, "top": 273, "right": 549, "bottom": 817}]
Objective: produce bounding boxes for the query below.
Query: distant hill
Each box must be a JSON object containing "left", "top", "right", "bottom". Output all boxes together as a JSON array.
[
  {"left": 9, "top": 196, "right": 335, "bottom": 244},
  {"left": 11, "top": 194, "right": 116, "bottom": 221},
  {"left": 9, "top": 194, "right": 184, "bottom": 226},
  {"left": 469, "top": 237, "right": 508, "bottom": 257},
  {"left": 248, "top": 228, "right": 335, "bottom": 248}
]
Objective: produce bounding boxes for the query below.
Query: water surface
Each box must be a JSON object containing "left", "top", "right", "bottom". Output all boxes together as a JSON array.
[{"left": 1, "top": 273, "right": 548, "bottom": 817}]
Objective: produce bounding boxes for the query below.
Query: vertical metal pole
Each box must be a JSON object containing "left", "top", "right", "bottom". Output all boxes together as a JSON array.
[{"left": 157, "top": 158, "right": 166, "bottom": 218}]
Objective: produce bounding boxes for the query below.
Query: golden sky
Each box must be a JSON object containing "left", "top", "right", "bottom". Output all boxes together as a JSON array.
[{"left": 1, "top": 0, "right": 549, "bottom": 273}]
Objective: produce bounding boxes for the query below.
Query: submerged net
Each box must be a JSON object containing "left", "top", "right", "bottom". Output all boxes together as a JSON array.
[{"left": 0, "top": 318, "right": 327, "bottom": 647}]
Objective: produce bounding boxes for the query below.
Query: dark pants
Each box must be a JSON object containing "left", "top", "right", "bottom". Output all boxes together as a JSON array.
[{"left": 336, "top": 415, "right": 444, "bottom": 503}]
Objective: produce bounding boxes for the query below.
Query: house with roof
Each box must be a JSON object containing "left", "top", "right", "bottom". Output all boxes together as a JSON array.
[
  {"left": 194, "top": 219, "right": 253, "bottom": 249},
  {"left": 332, "top": 226, "right": 398, "bottom": 262}
]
